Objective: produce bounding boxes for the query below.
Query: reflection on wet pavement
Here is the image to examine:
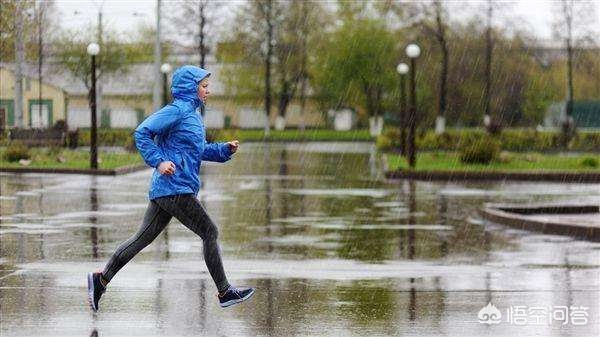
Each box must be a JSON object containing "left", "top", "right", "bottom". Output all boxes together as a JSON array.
[{"left": 1, "top": 142, "right": 599, "bottom": 336}]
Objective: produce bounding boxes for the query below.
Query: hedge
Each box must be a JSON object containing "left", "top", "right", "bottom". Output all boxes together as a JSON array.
[
  {"left": 75, "top": 128, "right": 373, "bottom": 145},
  {"left": 3, "top": 127, "right": 599, "bottom": 153},
  {"left": 377, "top": 129, "right": 600, "bottom": 153}
]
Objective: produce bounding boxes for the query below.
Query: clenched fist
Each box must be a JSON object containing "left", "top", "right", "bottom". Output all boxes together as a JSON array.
[
  {"left": 158, "top": 161, "right": 176, "bottom": 175},
  {"left": 228, "top": 140, "right": 240, "bottom": 154}
]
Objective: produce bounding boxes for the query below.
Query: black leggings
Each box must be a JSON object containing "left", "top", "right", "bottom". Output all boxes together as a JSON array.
[{"left": 102, "top": 194, "right": 230, "bottom": 293}]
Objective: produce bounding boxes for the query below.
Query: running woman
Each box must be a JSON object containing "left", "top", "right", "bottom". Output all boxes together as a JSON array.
[{"left": 87, "top": 65, "right": 254, "bottom": 312}]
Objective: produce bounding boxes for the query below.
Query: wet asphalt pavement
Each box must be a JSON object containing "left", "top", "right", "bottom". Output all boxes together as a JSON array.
[{"left": 1, "top": 142, "right": 599, "bottom": 336}]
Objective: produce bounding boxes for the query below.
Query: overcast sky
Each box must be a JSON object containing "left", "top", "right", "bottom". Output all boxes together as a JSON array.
[{"left": 55, "top": 0, "right": 600, "bottom": 43}]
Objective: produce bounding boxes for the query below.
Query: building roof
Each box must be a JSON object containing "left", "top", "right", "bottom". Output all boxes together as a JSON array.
[
  {"left": 0, "top": 61, "right": 227, "bottom": 97},
  {"left": 0, "top": 63, "right": 67, "bottom": 93}
]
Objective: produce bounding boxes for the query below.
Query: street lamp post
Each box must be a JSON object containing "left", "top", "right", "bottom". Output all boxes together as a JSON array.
[
  {"left": 160, "top": 63, "right": 172, "bottom": 107},
  {"left": 153, "top": 0, "right": 163, "bottom": 112},
  {"left": 87, "top": 43, "right": 100, "bottom": 169},
  {"left": 396, "top": 63, "right": 409, "bottom": 157},
  {"left": 405, "top": 43, "right": 420, "bottom": 169}
]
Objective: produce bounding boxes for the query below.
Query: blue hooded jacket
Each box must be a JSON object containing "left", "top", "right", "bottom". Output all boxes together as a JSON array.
[{"left": 134, "top": 65, "right": 232, "bottom": 200}]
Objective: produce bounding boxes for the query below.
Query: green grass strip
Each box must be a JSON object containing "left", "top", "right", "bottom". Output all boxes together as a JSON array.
[{"left": 387, "top": 152, "right": 600, "bottom": 172}]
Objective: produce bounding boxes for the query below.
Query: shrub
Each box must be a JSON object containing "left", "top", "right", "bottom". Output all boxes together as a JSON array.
[
  {"left": 62, "top": 127, "right": 600, "bottom": 153},
  {"left": 418, "top": 131, "right": 457, "bottom": 151},
  {"left": 390, "top": 129, "right": 600, "bottom": 153},
  {"left": 534, "top": 131, "right": 562, "bottom": 151},
  {"left": 3, "top": 142, "right": 31, "bottom": 162},
  {"left": 498, "top": 151, "right": 513, "bottom": 163},
  {"left": 77, "top": 128, "right": 134, "bottom": 146},
  {"left": 0, "top": 129, "right": 9, "bottom": 146},
  {"left": 459, "top": 137, "right": 500, "bottom": 164},
  {"left": 499, "top": 130, "right": 538, "bottom": 152},
  {"left": 570, "top": 133, "right": 600, "bottom": 152},
  {"left": 52, "top": 120, "right": 68, "bottom": 131},
  {"left": 579, "top": 157, "right": 599, "bottom": 168},
  {"left": 375, "top": 129, "right": 400, "bottom": 151},
  {"left": 123, "top": 137, "right": 136, "bottom": 153},
  {"left": 416, "top": 130, "right": 486, "bottom": 151}
]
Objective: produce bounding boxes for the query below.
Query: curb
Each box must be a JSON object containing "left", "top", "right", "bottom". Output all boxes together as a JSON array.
[
  {"left": 0, "top": 164, "right": 148, "bottom": 176},
  {"left": 480, "top": 203, "right": 600, "bottom": 242},
  {"left": 385, "top": 170, "right": 600, "bottom": 183}
]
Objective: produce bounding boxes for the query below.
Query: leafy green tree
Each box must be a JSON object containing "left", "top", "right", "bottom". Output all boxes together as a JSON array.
[
  {"left": 0, "top": 0, "right": 58, "bottom": 62},
  {"left": 52, "top": 24, "right": 169, "bottom": 89},
  {"left": 218, "top": 0, "right": 329, "bottom": 120},
  {"left": 52, "top": 28, "right": 130, "bottom": 89},
  {"left": 312, "top": 18, "right": 398, "bottom": 120}
]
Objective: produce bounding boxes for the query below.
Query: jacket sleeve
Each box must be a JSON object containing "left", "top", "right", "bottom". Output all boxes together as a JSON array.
[
  {"left": 202, "top": 141, "right": 232, "bottom": 163},
  {"left": 134, "top": 106, "right": 181, "bottom": 168}
]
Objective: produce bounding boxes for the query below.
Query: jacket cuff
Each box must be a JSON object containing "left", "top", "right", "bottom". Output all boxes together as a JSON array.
[
  {"left": 148, "top": 155, "right": 166, "bottom": 168},
  {"left": 221, "top": 143, "right": 233, "bottom": 159}
]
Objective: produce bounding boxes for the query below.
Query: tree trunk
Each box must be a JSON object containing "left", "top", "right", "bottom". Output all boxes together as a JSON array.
[
  {"left": 363, "top": 81, "right": 377, "bottom": 119},
  {"left": 278, "top": 80, "right": 291, "bottom": 117},
  {"left": 436, "top": 41, "right": 448, "bottom": 134},
  {"left": 299, "top": 0, "right": 308, "bottom": 133},
  {"left": 435, "top": 3, "right": 447, "bottom": 134},
  {"left": 199, "top": 0, "right": 207, "bottom": 68},
  {"left": 38, "top": 2, "right": 44, "bottom": 128},
  {"left": 264, "top": 0, "right": 273, "bottom": 135},
  {"left": 276, "top": 77, "right": 291, "bottom": 131},
  {"left": 484, "top": 0, "right": 493, "bottom": 130},
  {"left": 563, "top": 0, "right": 575, "bottom": 147},
  {"left": 566, "top": 31, "right": 574, "bottom": 122},
  {"left": 153, "top": 0, "right": 162, "bottom": 112},
  {"left": 14, "top": 1, "right": 24, "bottom": 128}
]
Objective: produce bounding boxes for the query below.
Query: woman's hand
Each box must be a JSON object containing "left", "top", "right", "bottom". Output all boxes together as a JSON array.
[
  {"left": 158, "top": 161, "right": 176, "bottom": 175},
  {"left": 228, "top": 140, "right": 240, "bottom": 154}
]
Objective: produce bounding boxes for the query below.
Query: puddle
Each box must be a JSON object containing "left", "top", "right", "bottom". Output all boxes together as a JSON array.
[{"left": 285, "top": 188, "right": 392, "bottom": 198}]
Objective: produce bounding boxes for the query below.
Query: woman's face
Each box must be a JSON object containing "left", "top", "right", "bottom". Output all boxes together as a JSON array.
[{"left": 197, "top": 78, "right": 210, "bottom": 103}]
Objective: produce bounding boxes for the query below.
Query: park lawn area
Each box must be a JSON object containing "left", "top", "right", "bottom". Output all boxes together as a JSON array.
[
  {"left": 387, "top": 152, "right": 600, "bottom": 172},
  {"left": 0, "top": 147, "right": 143, "bottom": 170},
  {"left": 209, "top": 129, "right": 373, "bottom": 142},
  {"left": 69, "top": 128, "right": 375, "bottom": 147}
]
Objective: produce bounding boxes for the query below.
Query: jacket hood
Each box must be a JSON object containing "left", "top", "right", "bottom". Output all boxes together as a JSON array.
[{"left": 171, "top": 65, "right": 210, "bottom": 108}]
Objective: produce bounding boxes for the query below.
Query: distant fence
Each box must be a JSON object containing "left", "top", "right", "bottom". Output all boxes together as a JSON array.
[{"left": 8, "top": 128, "right": 66, "bottom": 147}]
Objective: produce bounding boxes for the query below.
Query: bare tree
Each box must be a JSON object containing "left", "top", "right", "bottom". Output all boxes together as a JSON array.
[
  {"left": 433, "top": 1, "right": 448, "bottom": 135},
  {"left": 553, "top": 0, "right": 596, "bottom": 144},
  {"left": 34, "top": 0, "right": 56, "bottom": 128},
  {"left": 298, "top": 0, "right": 308, "bottom": 133},
  {"left": 197, "top": 0, "right": 208, "bottom": 68},
  {"left": 257, "top": 0, "right": 275, "bottom": 135},
  {"left": 483, "top": 0, "right": 493, "bottom": 131},
  {"left": 53, "top": 28, "right": 136, "bottom": 90},
  {"left": 0, "top": 0, "right": 57, "bottom": 128},
  {"left": 13, "top": 0, "right": 26, "bottom": 128},
  {"left": 274, "top": 0, "right": 312, "bottom": 130},
  {"left": 36, "top": 1, "right": 44, "bottom": 123},
  {"left": 481, "top": 0, "right": 507, "bottom": 134},
  {"left": 420, "top": 0, "right": 449, "bottom": 134},
  {"left": 165, "top": 0, "right": 219, "bottom": 68},
  {"left": 220, "top": 0, "right": 329, "bottom": 131},
  {"left": 561, "top": 0, "right": 575, "bottom": 143}
]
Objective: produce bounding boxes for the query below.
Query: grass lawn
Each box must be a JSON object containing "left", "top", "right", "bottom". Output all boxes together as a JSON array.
[
  {"left": 387, "top": 152, "right": 600, "bottom": 172},
  {"left": 0, "top": 147, "right": 143, "bottom": 170}
]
